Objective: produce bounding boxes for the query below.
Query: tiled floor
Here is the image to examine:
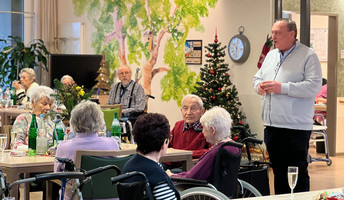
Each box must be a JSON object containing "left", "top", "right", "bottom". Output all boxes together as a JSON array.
[{"left": 268, "top": 145, "right": 344, "bottom": 195}]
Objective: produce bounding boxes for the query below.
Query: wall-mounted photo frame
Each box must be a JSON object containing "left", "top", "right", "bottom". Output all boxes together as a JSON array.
[{"left": 185, "top": 40, "right": 202, "bottom": 65}]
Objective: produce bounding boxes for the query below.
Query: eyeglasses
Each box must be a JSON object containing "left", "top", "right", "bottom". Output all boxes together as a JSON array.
[
  {"left": 165, "top": 135, "right": 173, "bottom": 144},
  {"left": 181, "top": 106, "right": 201, "bottom": 113},
  {"left": 118, "top": 71, "right": 131, "bottom": 76}
]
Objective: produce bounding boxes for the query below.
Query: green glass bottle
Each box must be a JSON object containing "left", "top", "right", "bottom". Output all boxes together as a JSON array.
[
  {"left": 28, "top": 114, "right": 38, "bottom": 152},
  {"left": 111, "top": 112, "right": 121, "bottom": 147},
  {"left": 54, "top": 115, "right": 65, "bottom": 145},
  {"left": 10, "top": 86, "right": 16, "bottom": 105}
]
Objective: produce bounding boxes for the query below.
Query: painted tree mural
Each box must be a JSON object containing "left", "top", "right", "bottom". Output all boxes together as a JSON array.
[{"left": 72, "top": 0, "right": 218, "bottom": 105}]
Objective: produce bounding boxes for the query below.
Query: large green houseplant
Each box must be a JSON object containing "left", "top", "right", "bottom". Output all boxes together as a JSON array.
[{"left": 0, "top": 36, "right": 50, "bottom": 87}]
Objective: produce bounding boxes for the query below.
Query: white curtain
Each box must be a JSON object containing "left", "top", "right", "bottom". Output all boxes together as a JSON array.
[{"left": 34, "top": 0, "right": 57, "bottom": 86}]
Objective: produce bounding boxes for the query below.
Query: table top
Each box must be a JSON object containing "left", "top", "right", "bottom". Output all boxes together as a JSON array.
[
  {"left": 315, "top": 104, "right": 327, "bottom": 111},
  {"left": 236, "top": 188, "right": 343, "bottom": 200},
  {"left": 0, "top": 144, "right": 192, "bottom": 168}
]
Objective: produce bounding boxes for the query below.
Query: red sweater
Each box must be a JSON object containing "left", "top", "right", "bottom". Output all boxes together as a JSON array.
[{"left": 169, "top": 120, "right": 210, "bottom": 158}]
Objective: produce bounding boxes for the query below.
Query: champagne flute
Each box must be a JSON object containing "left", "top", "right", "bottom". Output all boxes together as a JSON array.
[
  {"left": 0, "top": 133, "right": 7, "bottom": 154},
  {"left": 288, "top": 166, "right": 298, "bottom": 198}
]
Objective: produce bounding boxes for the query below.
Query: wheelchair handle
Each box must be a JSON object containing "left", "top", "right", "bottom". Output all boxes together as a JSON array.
[
  {"left": 8, "top": 172, "right": 85, "bottom": 191},
  {"left": 241, "top": 137, "right": 263, "bottom": 145},
  {"left": 111, "top": 171, "right": 147, "bottom": 184},
  {"left": 85, "top": 165, "right": 120, "bottom": 177}
]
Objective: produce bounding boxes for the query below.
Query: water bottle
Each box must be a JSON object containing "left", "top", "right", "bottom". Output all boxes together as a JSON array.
[
  {"left": 54, "top": 115, "right": 65, "bottom": 146},
  {"left": 11, "top": 86, "right": 16, "bottom": 105},
  {"left": 36, "top": 114, "right": 48, "bottom": 155},
  {"left": 5, "top": 87, "right": 11, "bottom": 108},
  {"left": 28, "top": 114, "right": 38, "bottom": 155},
  {"left": 111, "top": 112, "right": 121, "bottom": 148}
]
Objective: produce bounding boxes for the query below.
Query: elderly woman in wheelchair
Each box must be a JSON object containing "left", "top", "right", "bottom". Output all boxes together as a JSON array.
[{"left": 167, "top": 106, "right": 244, "bottom": 198}]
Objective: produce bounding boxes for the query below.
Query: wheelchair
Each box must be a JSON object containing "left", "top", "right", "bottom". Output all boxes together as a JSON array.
[{"left": 111, "top": 140, "right": 262, "bottom": 199}]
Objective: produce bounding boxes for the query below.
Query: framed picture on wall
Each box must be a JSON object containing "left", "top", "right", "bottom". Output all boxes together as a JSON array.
[{"left": 185, "top": 40, "right": 202, "bottom": 65}]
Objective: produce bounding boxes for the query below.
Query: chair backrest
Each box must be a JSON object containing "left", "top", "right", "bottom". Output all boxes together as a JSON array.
[
  {"left": 3, "top": 125, "right": 12, "bottom": 150},
  {"left": 74, "top": 149, "right": 134, "bottom": 199},
  {"left": 211, "top": 141, "right": 243, "bottom": 198},
  {"left": 113, "top": 171, "right": 154, "bottom": 200},
  {"left": 101, "top": 104, "right": 123, "bottom": 131}
]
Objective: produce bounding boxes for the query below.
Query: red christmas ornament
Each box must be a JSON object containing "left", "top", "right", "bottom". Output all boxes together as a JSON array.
[
  {"left": 212, "top": 96, "right": 216, "bottom": 100},
  {"left": 238, "top": 121, "right": 242, "bottom": 124},
  {"left": 207, "top": 54, "right": 211, "bottom": 58},
  {"left": 233, "top": 136, "right": 239, "bottom": 141},
  {"left": 203, "top": 87, "right": 206, "bottom": 90},
  {"left": 225, "top": 73, "right": 229, "bottom": 76},
  {"left": 210, "top": 70, "right": 215, "bottom": 74},
  {"left": 218, "top": 87, "right": 222, "bottom": 91}
]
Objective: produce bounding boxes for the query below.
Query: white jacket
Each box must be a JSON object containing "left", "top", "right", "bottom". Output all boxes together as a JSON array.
[{"left": 253, "top": 41, "right": 322, "bottom": 130}]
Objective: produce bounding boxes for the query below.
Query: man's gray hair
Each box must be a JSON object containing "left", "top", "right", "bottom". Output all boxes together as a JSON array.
[
  {"left": 116, "top": 65, "right": 132, "bottom": 75},
  {"left": 20, "top": 68, "right": 36, "bottom": 82},
  {"left": 70, "top": 100, "right": 104, "bottom": 134},
  {"left": 181, "top": 94, "right": 203, "bottom": 108},
  {"left": 60, "top": 75, "right": 74, "bottom": 82},
  {"left": 30, "top": 86, "right": 55, "bottom": 104},
  {"left": 276, "top": 18, "right": 297, "bottom": 39},
  {"left": 200, "top": 106, "right": 233, "bottom": 141}
]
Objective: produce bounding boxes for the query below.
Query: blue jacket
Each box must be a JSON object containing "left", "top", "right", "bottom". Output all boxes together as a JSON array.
[{"left": 253, "top": 41, "right": 322, "bottom": 130}]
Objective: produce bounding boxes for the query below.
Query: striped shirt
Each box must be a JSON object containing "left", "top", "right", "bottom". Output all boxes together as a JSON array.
[{"left": 152, "top": 163, "right": 177, "bottom": 200}]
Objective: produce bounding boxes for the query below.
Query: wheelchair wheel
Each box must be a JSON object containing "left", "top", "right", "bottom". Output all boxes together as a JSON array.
[
  {"left": 180, "top": 187, "right": 230, "bottom": 200},
  {"left": 237, "top": 179, "right": 262, "bottom": 198}
]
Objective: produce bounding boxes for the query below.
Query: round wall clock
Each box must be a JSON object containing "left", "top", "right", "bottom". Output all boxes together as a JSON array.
[{"left": 228, "top": 26, "right": 251, "bottom": 63}]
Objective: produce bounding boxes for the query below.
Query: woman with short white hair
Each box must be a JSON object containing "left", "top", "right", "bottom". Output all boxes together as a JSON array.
[
  {"left": 54, "top": 100, "right": 119, "bottom": 200},
  {"left": 168, "top": 106, "right": 240, "bottom": 181},
  {"left": 13, "top": 86, "right": 55, "bottom": 146},
  {"left": 12, "top": 68, "right": 39, "bottom": 105}
]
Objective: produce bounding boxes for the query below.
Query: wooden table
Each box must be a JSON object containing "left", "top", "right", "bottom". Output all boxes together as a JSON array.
[
  {"left": 236, "top": 188, "right": 343, "bottom": 199},
  {"left": 315, "top": 104, "right": 327, "bottom": 112},
  {"left": 0, "top": 107, "right": 31, "bottom": 132},
  {"left": 0, "top": 153, "right": 54, "bottom": 200},
  {"left": 121, "top": 143, "right": 193, "bottom": 171},
  {"left": 1, "top": 144, "right": 192, "bottom": 200}
]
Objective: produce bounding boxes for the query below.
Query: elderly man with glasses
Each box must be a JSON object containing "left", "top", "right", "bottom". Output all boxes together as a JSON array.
[
  {"left": 106, "top": 65, "right": 146, "bottom": 124},
  {"left": 169, "top": 94, "right": 210, "bottom": 159}
]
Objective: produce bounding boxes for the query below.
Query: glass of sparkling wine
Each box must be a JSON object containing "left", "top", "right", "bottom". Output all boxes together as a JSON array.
[
  {"left": 0, "top": 134, "right": 7, "bottom": 154},
  {"left": 288, "top": 166, "right": 298, "bottom": 198}
]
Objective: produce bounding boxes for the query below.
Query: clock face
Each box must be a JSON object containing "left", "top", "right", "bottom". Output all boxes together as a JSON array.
[
  {"left": 228, "top": 34, "right": 250, "bottom": 63},
  {"left": 229, "top": 37, "right": 244, "bottom": 61}
]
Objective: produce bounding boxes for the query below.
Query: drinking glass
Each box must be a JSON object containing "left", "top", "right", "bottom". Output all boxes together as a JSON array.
[
  {"left": 0, "top": 133, "right": 7, "bottom": 154},
  {"left": 10, "top": 130, "right": 17, "bottom": 150},
  {"left": 288, "top": 166, "right": 298, "bottom": 198}
]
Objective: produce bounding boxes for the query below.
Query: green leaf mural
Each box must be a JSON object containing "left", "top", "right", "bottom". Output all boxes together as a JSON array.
[{"left": 72, "top": 0, "right": 218, "bottom": 105}]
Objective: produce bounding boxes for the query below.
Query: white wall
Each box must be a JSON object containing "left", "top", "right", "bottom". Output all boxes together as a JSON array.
[{"left": 57, "top": 0, "right": 274, "bottom": 139}]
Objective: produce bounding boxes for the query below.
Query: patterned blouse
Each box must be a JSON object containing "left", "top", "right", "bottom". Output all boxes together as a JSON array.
[{"left": 12, "top": 112, "right": 55, "bottom": 146}]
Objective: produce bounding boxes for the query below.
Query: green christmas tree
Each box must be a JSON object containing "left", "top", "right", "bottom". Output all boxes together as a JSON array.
[{"left": 193, "top": 32, "right": 250, "bottom": 141}]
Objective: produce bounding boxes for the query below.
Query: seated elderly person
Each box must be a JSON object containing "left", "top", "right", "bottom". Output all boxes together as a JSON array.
[
  {"left": 12, "top": 68, "right": 39, "bottom": 106},
  {"left": 106, "top": 65, "right": 146, "bottom": 125},
  {"left": 13, "top": 86, "right": 55, "bottom": 146},
  {"left": 122, "top": 113, "right": 180, "bottom": 200},
  {"left": 54, "top": 100, "right": 119, "bottom": 200},
  {"left": 167, "top": 106, "right": 240, "bottom": 182},
  {"left": 61, "top": 75, "right": 75, "bottom": 85},
  {"left": 169, "top": 94, "right": 210, "bottom": 159}
]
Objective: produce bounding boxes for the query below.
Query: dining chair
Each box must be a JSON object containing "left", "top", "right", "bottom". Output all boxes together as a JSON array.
[{"left": 73, "top": 149, "right": 135, "bottom": 199}]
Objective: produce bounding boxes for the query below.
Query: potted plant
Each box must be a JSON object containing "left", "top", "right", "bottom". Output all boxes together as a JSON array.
[
  {"left": 52, "top": 79, "right": 94, "bottom": 120},
  {"left": 0, "top": 36, "right": 50, "bottom": 88}
]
